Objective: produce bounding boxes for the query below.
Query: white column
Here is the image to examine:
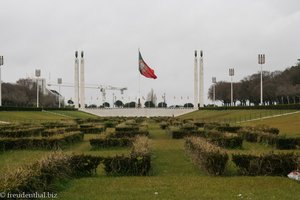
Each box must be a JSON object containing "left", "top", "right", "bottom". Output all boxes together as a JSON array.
[
  {"left": 194, "top": 50, "right": 198, "bottom": 108},
  {"left": 199, "top": 50, "right": 204, "bottom": 107},
  {"left": 74, "top": 51, "right": 79, "bottom": 108},
  {"left": 0, "top": 56, "right": 3, "bottom": 107},
  {"left": 0, "top": 66, "right": 2, "bottom": 107},
  {"left": 80, "top": 51, "right": 85, "bottom": 108}
]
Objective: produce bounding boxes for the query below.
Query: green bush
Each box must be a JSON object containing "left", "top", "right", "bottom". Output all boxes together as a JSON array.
[
  {"left": 238, "top": 130, "right": 259, "bottom": 142},
  {"left": 0, "top": 152, "right": 100, "bottom": 194},
  {"left": 0, "top": 127, "right": 45, "bottom": 138},
  {"left": 79, "top": 124, "right": 105, "bottom": 134},
  {"left": 193, "top": 121, "right": 205, "bottom": 128},
  {"left": 159, "top": 121, "right": 169, "bottom": 129},
  {"left": 102, "top": 136, "right": 151, "bottom": 176},
  {"left": 90, "top": 138, "right": 132, "bottom": 148},
  {"left": 232, "top": 153, "right": 299, "bottom": 176},
  {"left": 168, "top": 126, "right": 204, "bottom": 139},
  {"left": 0, "top": 132, "right": 83, "bottom": 151},
  {"left": 185, "top": 137, "right": 229, "bottom": 175},
  {"left": 275, "top": 137, "right": 300, "bottom": 150},
  {"left": 216, "top": 126, "right": 241, "bottom": 133},
  {"left": 102, "top": 155, "right": 151, "bottom": 176}
]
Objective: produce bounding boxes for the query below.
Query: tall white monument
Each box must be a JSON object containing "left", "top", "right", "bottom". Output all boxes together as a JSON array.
[
  {"left": 199, "top": 50, "right": 204, "bottom": 107},
  {"left": 79, "top": 51, "right": 85, "bottom": 108},
  {"left": 74, "top": 51, "right": 79, "bottom": 108},
  {"left": 194, "top": 50, "right": 198, "bottom": 108}
]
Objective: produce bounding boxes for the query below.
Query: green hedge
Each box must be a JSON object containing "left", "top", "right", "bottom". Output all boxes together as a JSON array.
[
  {"left": 102, "top": 155, "right": 151, "bottom": 176},
  {"left": 159, "top": 121, "right": 169, "bottom": 129},
  {"left": 90, "top": 138, "right": 132, "bottom": 148},
  {"left": 0, "top": 127, "right": 45, "bottom": 138},
  {"left": 232, "top": 153, "right": 299, "bottom": 176},
  {"left": 102, "top": 136, "right": 151, "bottom": 176},
  {"left": 171, "top": 130, "right": 204, "bottom": 139},
  {"left": 0, "top": 152, "right": 100, "bottom": 194},
  {"left": 275, "top": 137, "right": 300, "bottom": 149},
  {"left": 185, "top": 137, "right": 229, "bottom": 175},
  {"left": 0, "top": 132, "right": 84, "bottom": 151},
  {"left": 79, "top": 124, "right": 105, "bottom": 134},
  {"left": 216, "top": 126, "right": 241, "bottom": 133}
]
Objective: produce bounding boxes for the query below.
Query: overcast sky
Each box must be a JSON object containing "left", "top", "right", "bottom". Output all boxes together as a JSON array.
[{"left": 1, "top": 0, "right": 300, "bottom": 106}]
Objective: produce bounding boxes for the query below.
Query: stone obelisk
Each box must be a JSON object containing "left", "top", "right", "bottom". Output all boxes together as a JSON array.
[
  {"left": 199, "top": 50, "right": 204, "bottom": 107},
  {"left": 194, "top": 50, "right": 198, "bottom": 108},
  {"left": 74, "top": 51, "right": 79, "bottom": 108},
  {"left": 79, "top": 51, "right": 85, "bottom": 108}
]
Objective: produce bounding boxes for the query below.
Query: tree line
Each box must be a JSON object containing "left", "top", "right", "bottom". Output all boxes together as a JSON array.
[
  {"left": 2, "top": 78, "right": 59, "bottom": 107},
  {"left": 208, "top": 60, "right": 300, "bottom": 106}
]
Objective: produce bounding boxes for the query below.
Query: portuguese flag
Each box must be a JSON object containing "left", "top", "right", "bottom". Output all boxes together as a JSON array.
[{"left": 139, "top": 51, "right": 157, "bottom": 79}]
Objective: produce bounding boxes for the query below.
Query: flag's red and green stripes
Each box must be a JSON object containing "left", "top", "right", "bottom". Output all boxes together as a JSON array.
[{"left": 139, "top": 51, "right": 157, "bottom": 79}]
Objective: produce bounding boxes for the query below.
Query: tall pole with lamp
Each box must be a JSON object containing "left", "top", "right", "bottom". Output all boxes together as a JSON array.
[
  {"left": 229, "top": 68, "right": 234, "bottom": 106},
  {"left": 258, "top": 54, "right": 265, "bottom": 105},
  {"left": 35, "top": 69, "right": 41, "bottom": 108},
  {"left": 212, "top": 77, "right": 216, "bottom": 106},
  {"left": 58, "top": 78, "right": 62, "bottom": 108}
]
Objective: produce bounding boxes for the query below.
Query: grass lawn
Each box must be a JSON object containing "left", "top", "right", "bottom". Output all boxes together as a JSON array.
[
  {"left": 0, "top": 110, "right": 97, "bottom": 122},
  {"left": 243, "top": 112, "right": 300, "bottom": 137},
  {"left": 1, "top": 111, "right": 300, "bottom": 199},
  {"left": 57, "top": 123, "right": 300, "bottom": 200},
  {"left": 180, "top": 109, "right": 297, "bottom": 123}
]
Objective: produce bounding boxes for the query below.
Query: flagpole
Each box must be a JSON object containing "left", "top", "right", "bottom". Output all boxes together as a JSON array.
[{"left": 138, "top": 48, "right": 141, "bottom": 108}]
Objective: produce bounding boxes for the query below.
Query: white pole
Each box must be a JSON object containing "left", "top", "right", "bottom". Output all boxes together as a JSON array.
[
  {"left": 213, "top": 84, "right": 215, "bottom": 106},
  {"left": 258, "top": 54, "right": 265, "bottom": 106},
  {"left": 80, "top": 51, "right": 85, "bottom": 109},
  {"left": 0, "top": 56, "right": 3, "bottom": 106},
  {"left": 74, "top": 51, "right": 79, "bottom": 108},
  {"left": 37, "top": 78, "right": 39, "bottom": 108},
  {"left": 194, "top": 50, "right": 198, "bottom": 108},
  {"left": 231, "top": 76, "right": 233, "bottom": 106},
  {"left": 58, "top": 85, "right": 61, "bottom": 108},
  {"left": 0, "top": 66, "right": 2, "bottom": 107},
  {"left": 199, "top": 50, "right": 204, "bottom": 107},
  {"left": 0, "top": 66, "right": 2, "bottom": 106},
  {"left": 260, "top": 64, "right": 263, "bottom": 105}
]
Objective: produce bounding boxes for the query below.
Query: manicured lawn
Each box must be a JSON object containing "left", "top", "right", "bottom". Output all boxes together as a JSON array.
[
  {"left": 0, "top": 110, "right": 97, "bottom": 122},
  {"left": 57, "top": 123, "right": 300, "bottom": 200},
  {"left": 1, "top": 111, "right": 300, "bottom": 199},
  {"left": 243, "top": 112, "right": 300, "bottom": 137},
  {"left": 180, "top": 109, "right": 296, "bottom": 123}
]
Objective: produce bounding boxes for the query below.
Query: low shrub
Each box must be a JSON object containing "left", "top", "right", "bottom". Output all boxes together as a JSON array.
[
  {"left": 159, "top": 121, "right": 169, "bottom": 129},
  {"left": 216, "top": 126, "right": 241, "bottom": 133},
  {"left": 203, "top": 122, "right": 221, "bottom": 131},
  {"left": 275, "top": 137, "right": 300, "bottom": 150},
  {"left": 102, "top": 136, "right": 151, "bottom": 176},
  {"left": 232, "top": 153, "right": 299, "bottom": 176},
  {"left": 79, "top": 124, "right": 105, "bottom": 134},
  {"left": 168, "top": 126, "right": 204, "bottom": 139},
  {"left": 0, "top": 127, "right": 45, "bottom": 138},
  {"left": 0, "top": 132, "right": 83, "bottom": 151},
  {"left": 185, "top": 137, "right": 228, "bottom": 175},
  {"left": 0, "top": 152, "right": 101, "bottom": 193},
  {"left": 193, "top": 121, "right": 205, "bottom": 128},
  {"left": 90, "top": 138, "right": 132, "bottom": 148}
]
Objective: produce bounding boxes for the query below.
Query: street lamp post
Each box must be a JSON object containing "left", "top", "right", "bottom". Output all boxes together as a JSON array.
[
  {"left": 58, "top": 78, "right": 62, "bottom": 108},
  {"left": 0, "top": 56, "right": 3, "bottom": 107},
  {"left": 35, "top": 69, "right": 41, "bottom": 108},
  {"left": 229, "top": 68, "right": 234, "bottom": 106},
  {"left": 258, "top": 54, "right": 265, "bottom": 105},
  {"left": 212, "top": 77, "right": 216, "bottom": 106}
]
